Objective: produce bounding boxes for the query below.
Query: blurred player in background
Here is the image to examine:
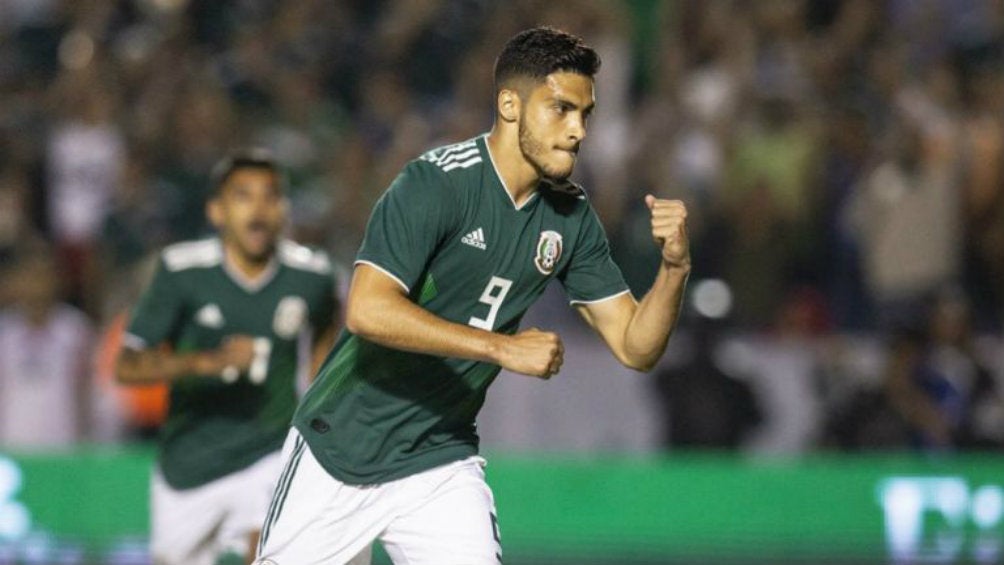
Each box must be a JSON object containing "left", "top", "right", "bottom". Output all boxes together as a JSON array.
[
  {"left": 0, "top": 245, "right": 93, "bottom": 448},
  {"left": 255, "top": 26, "right": 690, "bottom": 565},
  {"left": 116, "top": 149, "right": 340, "bottom": 565}
]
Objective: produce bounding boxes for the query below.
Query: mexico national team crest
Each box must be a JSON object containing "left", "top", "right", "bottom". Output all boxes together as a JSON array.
[
  {"left": 273, "top": 296, "right": 307, "bottom": 339},
  {"left": 534, "top": 230, "right": 563, "bottom": 275}
]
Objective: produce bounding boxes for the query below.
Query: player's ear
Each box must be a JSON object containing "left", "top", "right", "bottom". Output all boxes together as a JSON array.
[
  {"left": 279, "top": 196, "right": 291, "bottom": 220},
  {"left": 497, "top": 88, "right": 520, "bottom": 123},
  {"left": 206, "top": 197, "right": 224, "bottom": 228}
]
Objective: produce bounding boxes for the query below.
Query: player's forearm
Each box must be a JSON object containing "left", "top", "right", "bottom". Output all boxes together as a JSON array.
[
  {"left": 621, "top": 263, "right": 690, "bottom": 371},
  {"left": 115, "top": 348, "right": 218, "bottom": 384},
  {"left": 345, "top": 291, "right": 503, "bottom": 365}
]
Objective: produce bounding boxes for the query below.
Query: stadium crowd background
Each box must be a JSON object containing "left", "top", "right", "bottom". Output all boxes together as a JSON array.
[{"left": 1, "top": 0, "right": 1004, "bottom": 456}]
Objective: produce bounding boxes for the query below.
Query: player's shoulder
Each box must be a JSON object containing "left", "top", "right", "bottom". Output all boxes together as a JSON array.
[
  {"left": 386, "top": 136, "right": 484, "bottom": 206},
  {"left": 161, "top": 237, "right": 223, "bottom": 273},
  {"left": 277, "top": 240, "right": 333, "bottom": 276},
  {"left": 412, "top": 136, "right": 485, "bottom": 184}
]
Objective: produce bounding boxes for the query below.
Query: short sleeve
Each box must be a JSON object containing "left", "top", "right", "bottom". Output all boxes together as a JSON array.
[
  {"left": 355, "top": 161, "right": 460, "bottom": 291},
  {"left": 125, "top": 259, "right": 185, "bottom": 349},
  {"left": 559, "top": 205, "right": 630, "bottom": 304}
]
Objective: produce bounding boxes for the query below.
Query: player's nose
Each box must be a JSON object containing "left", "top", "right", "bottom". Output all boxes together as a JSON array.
[{"left": 567, "top": 115, "right": 586, "bottom": 143}]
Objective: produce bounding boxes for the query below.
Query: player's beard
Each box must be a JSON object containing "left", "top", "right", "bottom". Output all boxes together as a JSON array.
[
  {"left": 518, "top": 118, "right": 573, "bottom": 182},
  {"left": 232, "top": 221, "right": 277, "bottom": 265},
  {"left": 240, "top": 241, "right": 275, "bottom": 265}
]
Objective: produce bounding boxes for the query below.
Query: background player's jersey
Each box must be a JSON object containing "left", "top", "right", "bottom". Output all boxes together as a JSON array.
[
  {"left": 126, "top": 237, "right": 337, "bottom": 489},
  {"left": 295, "top": 135, "right": 629, "bottom": 485}
]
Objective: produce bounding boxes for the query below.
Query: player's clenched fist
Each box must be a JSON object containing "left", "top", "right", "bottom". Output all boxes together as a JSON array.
[
  {"left": 644, "top": 195, "right": 690, "bottom": 269},
  {"left": 494, "top": 327, "right": 564, "bottom": 379},
  {"left": 193, "top": 334, "right": 257, "bottom": 377},
  {"left": 218, "top": 335, "right": 257, "bottom": 369}
]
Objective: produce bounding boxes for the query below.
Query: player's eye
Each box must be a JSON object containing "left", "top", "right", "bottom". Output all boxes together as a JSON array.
[{"left": 262, "top": 184, "right": 281, "bottom": 201}]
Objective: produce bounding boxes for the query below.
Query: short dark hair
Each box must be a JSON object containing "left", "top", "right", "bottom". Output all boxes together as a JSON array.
[
  {"left": 209, "top": 148, "right": 284, "bottom": 195},
  {"left": 493, "top": 26, "right": 600, "bottom": 93}
]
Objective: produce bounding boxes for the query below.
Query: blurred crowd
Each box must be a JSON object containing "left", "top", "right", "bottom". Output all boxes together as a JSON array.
[{"left": 1, "top": 0, "right": 1004, "bottom": 455}]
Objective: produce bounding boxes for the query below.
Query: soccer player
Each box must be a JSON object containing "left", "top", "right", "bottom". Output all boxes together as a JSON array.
[
  {"left": 255, "top": 27, "right": 689, "bottom": 565},
  {"left": 116, "top": 149, "right": 340, "bottom": 565}
]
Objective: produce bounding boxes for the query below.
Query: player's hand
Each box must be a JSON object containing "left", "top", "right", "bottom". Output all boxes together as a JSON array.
[
  {"left": 645, "top": 195, "right": 690, "bottom": 269},
  {"left": 192, "top": 335, "right": 257, "bottom": 378},
  {"left": 495, "top": 328, "right": 564, "bottom": 379}
]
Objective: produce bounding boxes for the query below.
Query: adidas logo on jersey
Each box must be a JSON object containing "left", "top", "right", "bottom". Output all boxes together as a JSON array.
[
  {"left": 195, "top": 303, "right": 225, "bottom": 328},
  {"left": 461, "top": 228, "right": 487, "bottom": 250}
]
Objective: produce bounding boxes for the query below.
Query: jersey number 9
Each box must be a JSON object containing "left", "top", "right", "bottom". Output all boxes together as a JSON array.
[{"left": 468, "top": 276, "right": 513, "bottom": 331}]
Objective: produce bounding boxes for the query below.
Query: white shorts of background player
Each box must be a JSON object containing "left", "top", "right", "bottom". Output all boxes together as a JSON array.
[{"left": 151, "top": 450, "right": 283, "bottom": 565}]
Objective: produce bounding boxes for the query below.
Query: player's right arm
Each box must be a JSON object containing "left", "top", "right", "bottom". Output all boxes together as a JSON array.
[
  {"left": 114, "top": 255, "right": 255, "bottom": 385},
  {"left": 347, "top": 264, "right": 562, "bottom": 378},
  {"left": 348, "top": 158, "right": 562, "bottom": 379},
  {"left": 116, "top": 337, "right": 255, "bottom": 384}
]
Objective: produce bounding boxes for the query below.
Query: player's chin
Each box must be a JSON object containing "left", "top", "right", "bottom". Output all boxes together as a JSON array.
[
  {"left": 543, "top": 160, "right": 575, "bottom": 181},
  {"left": 239, "top": 240, "right": 276, "bottom": 263}
]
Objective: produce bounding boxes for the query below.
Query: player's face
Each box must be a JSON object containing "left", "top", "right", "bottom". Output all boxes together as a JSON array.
[
  {"left": 210, "top": 168, "right": 286, "bottom": 263},
  {"left": 518, "top": 72, "right": 594, "bottom": 181}
]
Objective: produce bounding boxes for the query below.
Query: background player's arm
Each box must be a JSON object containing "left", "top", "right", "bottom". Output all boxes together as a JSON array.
[
  {"left": 309, "top": 321, "right": 338, "bottom": 379},
  {"left": 346, "top": 264, "right": 563, "bottom": 378},
  {"left": 115, "top": 336, "right": 256, "bottom": 384},
  {"left": 576, "top": 196, "right": 690, "bottom": 372},
  {"left": 307, "top": 267, "right": 343, "bottom": 380}
]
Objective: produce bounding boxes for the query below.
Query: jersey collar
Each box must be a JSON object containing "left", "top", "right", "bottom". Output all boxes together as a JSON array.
[
  {"left": 220, "top": 240, "right": 280, "bottom": 293},
  {"left": 481, "top": 134, "right": 538, "bottom": 211}
]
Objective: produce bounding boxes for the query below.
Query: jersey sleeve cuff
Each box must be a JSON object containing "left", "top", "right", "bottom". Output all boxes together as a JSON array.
[
  {"left": 353, "top": 260, "right": 411, "bottom": 293},
  {"left": 567, "top": 288, "right": 632, "bottom": 306}
]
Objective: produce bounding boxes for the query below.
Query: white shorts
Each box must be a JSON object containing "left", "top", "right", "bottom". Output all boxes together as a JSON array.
[
  {"left": 254, "top": 429, "right": 502, "bottom": 565},
  {"left": 151, "top": 450, "right": 283, "bottom": 565}
]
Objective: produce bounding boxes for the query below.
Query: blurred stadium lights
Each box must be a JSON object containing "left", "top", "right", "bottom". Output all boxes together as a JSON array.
[
  {"left": 57, "top": 30, "right": 95, "bottom": 71},
  {"left": 691, "top": 278, "right": 733, "bottom": 319},
  {"left": 140, "top": 0, "right": 189, "bottom": 15}
]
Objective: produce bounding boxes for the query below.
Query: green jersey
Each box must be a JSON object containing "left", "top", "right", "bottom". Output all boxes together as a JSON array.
[
  {"left": 294, "top": 135, "right": 629, "bottom": 485},
  {"left": 126, "top": 237, "right": 338, "bottom": 489}
]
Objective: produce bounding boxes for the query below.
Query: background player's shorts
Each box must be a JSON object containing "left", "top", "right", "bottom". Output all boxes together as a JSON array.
[
  {"left": 151, "top": 450, "right": 283, "bottom": 565},
  {"left": 254, "top": 429, "right": 502, "bottom": 565}
]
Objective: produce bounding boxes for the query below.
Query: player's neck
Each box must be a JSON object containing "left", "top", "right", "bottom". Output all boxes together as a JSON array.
[
  {"left": 222, "top": 242, "right": 274, "bottom": 282},
  {"left": 486, "top": 128, "right": 541, "bottom": 207}
]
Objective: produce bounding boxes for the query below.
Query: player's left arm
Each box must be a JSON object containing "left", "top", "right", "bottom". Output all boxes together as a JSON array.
[{"left": 575, "top": 196, "right": 690, "bottom": 372}]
